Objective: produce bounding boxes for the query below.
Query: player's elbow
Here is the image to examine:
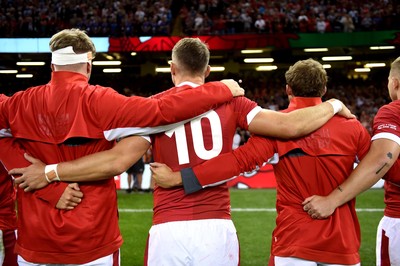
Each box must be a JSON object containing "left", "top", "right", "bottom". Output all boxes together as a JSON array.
[
  {"left": 108, "top": 160, "right": 130, "bottom": 176},
  {"left": 278, "top": 123, "right": 302, "bottom": 139}
]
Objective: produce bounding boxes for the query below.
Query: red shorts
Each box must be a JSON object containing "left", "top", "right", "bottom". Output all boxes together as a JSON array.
[{"left": 1, "top": 229, "right": 17, "bottom": 266}]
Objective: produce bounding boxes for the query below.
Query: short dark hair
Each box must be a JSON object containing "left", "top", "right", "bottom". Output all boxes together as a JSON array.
[{"left": 172, "top": 38, "right": 210, "bottom": 76}]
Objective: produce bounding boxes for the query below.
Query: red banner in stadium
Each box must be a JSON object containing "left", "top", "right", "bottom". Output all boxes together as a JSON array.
[
  {"left": 227, "top": 164, "right": 277, "bottom": 188},
  {"left": 109, "top": 34, "right": 299, "bottom": 52}
]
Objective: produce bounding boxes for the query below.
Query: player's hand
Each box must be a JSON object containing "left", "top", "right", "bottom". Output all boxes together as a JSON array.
[
  {"left": 56, "top": 183, "right": 83, "bottom": 210},
  {"left": 302, "top": 195, "right": 336, "bottom": 219},
  {"left": 220, "top": 79, "right": 244, "bottom": 97},
  {"left": 11, "top": 153, "right": 48, "bottom": 192},
  {"left": 150, "top": 162, "right": 183, "bottom": 188}
]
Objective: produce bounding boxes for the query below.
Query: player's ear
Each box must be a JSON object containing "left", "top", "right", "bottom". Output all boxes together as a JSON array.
[
  {"left": 87, "top": 62, "right": 92, "bottom": 75},
  {"left": 204, "top": 65, "right": 211, "bottom": 78},
  {"left": 285, "top": 84, "right": 293, "bottom": 96},
  {"left": 170, "top": 62, "right": 176, "bottom": 76},
  {"left": 321, "top": 86, "right": 327, "bottom": 97},
  {"left": 394, "top": 77, "right": 400, "bottom": 90}
]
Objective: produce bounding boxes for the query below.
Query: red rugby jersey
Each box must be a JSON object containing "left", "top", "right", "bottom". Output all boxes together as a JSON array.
[
  {"left": 150, "top": 82, "right": 260, "bottom": 225},
  {"left": 0, "top": 72, "right": 232, "bottom": 264},
  {"left": 372, "top": 100, "right": 400, "bottom": 218},
  {"left": 192, "top": 97, "right": 371, "bottom": 264}
]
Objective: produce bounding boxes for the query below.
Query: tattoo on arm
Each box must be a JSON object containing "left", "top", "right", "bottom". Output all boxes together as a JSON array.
[{"left": 375, "top": 152, "right": 393, "bottom": 175}]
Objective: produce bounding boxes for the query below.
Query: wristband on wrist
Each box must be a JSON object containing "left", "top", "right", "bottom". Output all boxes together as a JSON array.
[
  {"left": 45, "top": 164, "right": 60, "bottom": 183},
  {"left": 327, "top": 99, "right": 342, "bottom": 114}
]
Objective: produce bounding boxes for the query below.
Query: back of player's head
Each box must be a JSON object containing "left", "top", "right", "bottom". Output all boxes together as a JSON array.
[
  {"left": 285, "top": 58, "right": 327, "bottom": 97},
  {"left": 390, "top": 56, "right": 400, "bottom": 77},
  {"left": 171, "top": 38, "right": 210, "bottom": 76},
  {"left": 49, "top": 28, "right": 96, "bottom": 59}
]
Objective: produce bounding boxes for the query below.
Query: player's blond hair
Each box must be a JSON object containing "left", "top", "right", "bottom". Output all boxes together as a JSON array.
[
  {"left": 285, "top": 58, "right": 327, "bottom": 97},
  {"left": 49, "top": 28, "right": 96, "bottom": 58},
  {"left": 390, "top": 56, "right": 400, "bottom": 77},
  {"left": 171, "top": 38, "right": 210, "bottom": 76}
]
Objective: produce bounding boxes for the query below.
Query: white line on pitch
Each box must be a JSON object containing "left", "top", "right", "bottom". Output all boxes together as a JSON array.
[{"left": 118, "top": 208, "right": 384, "bottom": 213}]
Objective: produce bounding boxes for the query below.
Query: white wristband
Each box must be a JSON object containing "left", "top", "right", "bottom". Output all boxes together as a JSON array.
[
  {"left": 327, "top": 100, "right": 342, "bottom": 114},
  {"left": 45, "top": 164, "right": 60, "bottom": 183}
]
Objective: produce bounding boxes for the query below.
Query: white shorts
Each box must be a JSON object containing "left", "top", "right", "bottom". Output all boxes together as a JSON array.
[
  {"left": 17, "top": 250, "right": 120, "bottom": 266},
  {"left": 275, "top": 256, "right": 361, "bottom": 266},
  {"left": 0, "top": 230, "right": 3, "bottom": 266},
  {"left": 376, "top": 215, "right": 400, "bottom": 266},
  {"left": 145, "top": 219, "right": 239, "bottom": 266}
]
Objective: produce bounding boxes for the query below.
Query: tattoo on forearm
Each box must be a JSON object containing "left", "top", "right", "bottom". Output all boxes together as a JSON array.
[
  {"left": 376, "top": 163, "right": 388, "bottom": 174},
  {"left": 375, "top": 152, "right": 393, "bottom": 175}
]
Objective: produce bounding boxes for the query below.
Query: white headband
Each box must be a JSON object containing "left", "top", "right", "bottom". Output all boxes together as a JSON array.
[{"left": 51, "top": 46, "right": 93, "bottom": 65}]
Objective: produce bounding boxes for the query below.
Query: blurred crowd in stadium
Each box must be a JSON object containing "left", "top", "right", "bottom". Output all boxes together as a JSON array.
[
  {"left": 0, "top": 0, "right": 395, "bottom": 137},
  {"left": 0, "top": 0, "right": 398, "bottom": 37}
]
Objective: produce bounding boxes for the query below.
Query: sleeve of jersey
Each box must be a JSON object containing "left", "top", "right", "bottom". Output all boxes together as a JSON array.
[
  {"left": 0, "top": 138, "right": 68, "bottom": 207},
  {"left": 232, "top": 96, "right": 260, "bottom": 129},
  {"left": 372, "top": 104, "right": 400, "bottom": 145},
  {"left": 182, "top": 135, "right": 275, "bottom": 194},
  {"left": 96, "top": 82, "right": 233, "bottom": 139},
  {"left": 0, "top": 96, "right": 10, "bottom": 135}
]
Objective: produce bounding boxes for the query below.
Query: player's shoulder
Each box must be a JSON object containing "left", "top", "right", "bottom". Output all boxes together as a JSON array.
[
  {"left": 379, "top": 100, "right": 400, "bottom": 112},
  {"left": 375, "top": 101, "right": 400, "bottom": 120}
]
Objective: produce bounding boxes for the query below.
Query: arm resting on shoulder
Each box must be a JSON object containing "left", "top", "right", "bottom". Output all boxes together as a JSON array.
[{"left": 249, "top": 99, "right": 354, "bottom": 139}]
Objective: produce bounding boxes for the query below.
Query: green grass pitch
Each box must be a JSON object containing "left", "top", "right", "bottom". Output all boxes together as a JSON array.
[{"left": 117, "top": 188, "right": 384, "bottom": 266}]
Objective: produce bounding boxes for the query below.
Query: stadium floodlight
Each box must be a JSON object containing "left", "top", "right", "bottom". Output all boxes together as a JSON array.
[
  {"left": 364, "top": 63, "right": 386, "bottom": 68},
  {"left": 354, "top": 68, "right": 370, "bottom": 72},
  {"left": 244, "top": 58, "right": 274, "bottom": 63},
  {"left": 155, "top": 67, "right": 171, "bottom": 73},
  {"left": 16, "top": 74, "right": 33, "bottom": 78},
  {"left": 156, "top": 65, "right": 224, "bottom": 73},
  {"left": 370, "top": 46, "right": 395, "bottom": 50},
  {"left": 103, "top": 68, "right": 122, "bottom": 73},
  {"left": 0, "top": 70, "right": 18, "bottom": 74},
  {"left": 93, "top": 61, "right": 122, "bottom": 66},
  {"left": 16, "top": 62, "right": 45, "bottom": 66},
  {"left": 241, "top": 49, "right": 263, "bottom": 54},
  {"left": 210, "top": 66, "right": 225, "bottom": 72},
  {"left": 304, "top": 48, "right": 329, "bottom": 52},
  {"left": 322, "top": 56, "right": 352, "bottom": 61},
  {"left": 256, "top": 65, "right": 278, "bottom": 71}
]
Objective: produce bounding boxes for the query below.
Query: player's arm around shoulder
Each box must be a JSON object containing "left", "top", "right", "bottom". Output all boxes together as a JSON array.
[{"left": 248, "top": 99, "right": 355, "bottom": 139}]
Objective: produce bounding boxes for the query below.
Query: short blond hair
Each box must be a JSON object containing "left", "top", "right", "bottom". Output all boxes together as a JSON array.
[
  {"left": 390, "top": 56, "right": 400, "bottom": 77},
  {"left": 49, "top": 28, "right": 96, "bottom": 58}
]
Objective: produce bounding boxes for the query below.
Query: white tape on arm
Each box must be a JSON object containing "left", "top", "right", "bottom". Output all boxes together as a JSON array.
[
  {"left": 327, "top": 99, "right": 342, "bottom": 114},
  {"left": 45, "top": 164, "right": 60, "bottom": 183}
]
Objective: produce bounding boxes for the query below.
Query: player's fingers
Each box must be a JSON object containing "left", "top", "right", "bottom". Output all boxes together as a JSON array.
[
  {"left": 71, "top": 190, "right": 83, "bottom": 199},
  {"left": 8, "top": 168, "right": 25, "bottom": 176},
  {"left": 24, "top": 153, "right": 40, "bottom": 163},
  {"left": 14, "top": 176, "right": 25, "bottom": 185},
  {"left": 149, "top": 162, "right": 163, "bottom": 168},
  {"left": 68, "top": 183, "right": 80, "bottom": 191}
]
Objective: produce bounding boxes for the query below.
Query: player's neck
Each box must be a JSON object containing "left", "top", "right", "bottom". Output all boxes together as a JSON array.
[{"left": 174, "top": 75, "right": 204, "bottom": 86}]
